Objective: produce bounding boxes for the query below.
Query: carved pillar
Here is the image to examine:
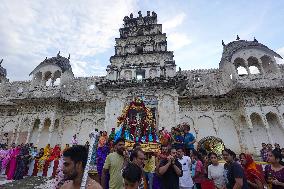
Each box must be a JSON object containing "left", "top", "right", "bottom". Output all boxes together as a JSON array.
[
  {"left": 257, "top": 58, "right": 265, "bottom": 74},
  {"left": 35, "top": 119, "right": 45, "bottom": 146},
  {"left": 246, "top": 114, "right": 258, "bottom": 155},
  {"left": 261, "top": 114, "right": 274, "bottom": 145},
  {"left": 246, "top": 67, "right": 251, "bottom": 75},
  {"left": 14, "top": 117, "right": 22, "bottom": 144},
  {"left": 57, "top": 117, "right": 64, "bottom": 146},
  {"left": 25, "top": 118, "right": 35, "bottom": 144},
  {"left": 47, "top": 118, "right": 55, "bottom": 144},
  {"left": 276, "top": 107, "right": 284, "bottom": 129}
]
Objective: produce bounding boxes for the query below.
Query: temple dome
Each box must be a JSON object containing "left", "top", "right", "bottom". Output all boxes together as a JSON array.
[
  {"left": 221, "top": 39, "right": 282, "bottom": 63},
  {"left": 29, "top": 52, "right": 72, "bottom": 76}
]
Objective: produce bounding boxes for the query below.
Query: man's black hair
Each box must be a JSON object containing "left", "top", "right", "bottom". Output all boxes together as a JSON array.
[
  {"left": 114, "top": 137, "right": 125, "bottom": 145},
  {"left": 222, "top": 148, "right": 236, "bottom": 159},
  {"left": 63, "top": 145, "right": 88, "bottom": 169},
  {"left": 130, "top": 148, "right": 144, "bottom": 161},
  {"left": 176, "top": 146, "right": 184, "bottom": 151},
  {"left": 122, "top": 163, "right": 142, "bottom": 183}
]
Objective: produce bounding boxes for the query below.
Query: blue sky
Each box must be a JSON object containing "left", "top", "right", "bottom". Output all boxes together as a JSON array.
[{"left": 0, "top": 0, "right": 284, "bottom": 81}]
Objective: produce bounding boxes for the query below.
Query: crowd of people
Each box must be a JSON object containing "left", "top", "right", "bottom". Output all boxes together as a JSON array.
[{"left": 0, "top": 124, "right": 284, "bottom": 189}]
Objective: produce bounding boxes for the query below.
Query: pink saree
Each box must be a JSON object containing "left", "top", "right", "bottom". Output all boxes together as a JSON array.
[{"left": 6, "top": 147, "right": 20, "bottom": 180}]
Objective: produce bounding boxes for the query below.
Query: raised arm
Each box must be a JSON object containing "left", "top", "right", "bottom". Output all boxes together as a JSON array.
[{"left": 158, "top": 160, "right": 171, "bottom": 175}]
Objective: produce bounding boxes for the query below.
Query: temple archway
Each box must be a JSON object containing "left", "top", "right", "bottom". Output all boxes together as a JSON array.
[
  {"left": 196, "top": 115, "right": 216, "bottom": 140},
  {"left": 78, "top": 119, "right": 94, "bottom": 145},
  {"left": 50, "top": 119, "right": 60, "bottom": 147},
  {"left": 30, "top": 119, "right": 40, "bottom": 145},
  {"left": 38, "top": 118, "right": 51, "bottom": 148},
  {"left": 218, "top": 115, "right": 241, "bottom": 152},
  {"left": 266, "top": 112, "right": 284, "bottom": 145},
  {"left": 239, "top": 115, "right": 254, "bottom": 152},
  {"left": 250, "top": 113, "right": 269, "bottom": 149}
]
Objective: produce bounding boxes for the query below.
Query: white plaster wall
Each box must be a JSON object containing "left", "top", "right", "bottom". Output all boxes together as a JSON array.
[
  {"left": 17, "top": 118, "right": 29, "bottom": 144},
  {"left": 61, "top": 117, "right": 78, "bottom": 146},
  {"left": 78, "top": 119, "right": 94, "bottom": 145},
  {"left": 158, "top": 94, "right": 176, "bottom": 131},
  {"left": 217, "top": 115, "right": 241, "bottom": 153},
  {"left": 50, "top": 121, "right": 60, "bottom": 147},
  {"left": 266, "top": 114, "right": 284, "bottom": 145},
  {"left": 251, "top": 114, "right": 270, "bottom": 149},
  {"left": 38, "top": 122, "right": 50, "bottom": 147},
  {"left": 104, "top": 97, "right": 125, "bottom": 133},
  {"left": 195, "top": 116, "right": 216, "bottom": 140}
]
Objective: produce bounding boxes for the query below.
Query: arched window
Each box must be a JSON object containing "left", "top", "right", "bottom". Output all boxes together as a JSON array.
[
  {"left": 44, "top": 71, "right": 52, "bottom": 86},
  {"left": 247, "top": 57, "right": 261, "bottom": 74},
  {"left": 236, "top": 66, "right": 248, "bottom": 75},
  {"left": 234, "top": 58, "right": 248, "bottom": 76},
  {"left": 249, "top": 66, "right": 260, "bottom": 74},
  {"left": 261, "top": 55, "right": 278, "bottom": 74},
  {"left": 53, "top": 70, "right": 61, "bottom": 86}
]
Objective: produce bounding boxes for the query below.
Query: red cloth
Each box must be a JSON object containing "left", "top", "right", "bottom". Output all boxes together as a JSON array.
[
  {"left": 48, "top": 145, "right": 61, "bottom": 162},
  {"left": 52, "top": 160, "right": 59, "bottom": 177},
  {"left": 42, "top": 161, "right": 49, "bottom": 177},
  {"left": 32, "top": 160, "right": 39, "bottom": 176},
  {"left": 243, "top": 154, "right": 265, "bottom": 184},
  {"left": 201, "top": 180, "right": 215, "bottom": 189}
]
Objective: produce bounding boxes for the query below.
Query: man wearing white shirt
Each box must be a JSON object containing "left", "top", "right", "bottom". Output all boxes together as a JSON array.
[{"left": 177, "top": 147, "right": 194, "bottom": 189}]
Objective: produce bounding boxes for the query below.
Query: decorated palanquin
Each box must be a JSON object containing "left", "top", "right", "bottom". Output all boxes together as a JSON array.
[
  {"left": 197, "top": 136, "right": 225, "bottom": 157},
  {"left": 115, "top": 97, "right": 160, "bottom": 153}
]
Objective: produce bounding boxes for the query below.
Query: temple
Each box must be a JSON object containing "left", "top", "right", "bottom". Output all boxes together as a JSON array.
[{"left": 0, "top": 11, "right": 284, "bottom": 155}]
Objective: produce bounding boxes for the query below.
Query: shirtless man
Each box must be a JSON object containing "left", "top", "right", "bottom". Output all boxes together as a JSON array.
[{"left": 60, "top": 145, "right": 102, "bottom": 189}]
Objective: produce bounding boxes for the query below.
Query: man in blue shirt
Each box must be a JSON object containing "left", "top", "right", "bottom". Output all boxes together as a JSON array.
[{"left": 183, "top": 125, "right": 196, "bottom": 156}]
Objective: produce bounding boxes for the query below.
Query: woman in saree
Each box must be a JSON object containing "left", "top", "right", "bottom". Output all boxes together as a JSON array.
[
  {"left": 14, "top": 144, "right": 31, "bottom": 180},
  {"left": 239, "top": 153, "right": 265, "bottom": 189},
  {"left": 38, "top": 144, "right": 52, "bottom": 175},
  {"left": 0, "top": 145, "right": 9, "bottom": 174},
  {"left": 48, "top": 144, "right": 61, "bottom": 162},
  {"left": 6, "top": 145, "right": 21, "bottom": 180}
]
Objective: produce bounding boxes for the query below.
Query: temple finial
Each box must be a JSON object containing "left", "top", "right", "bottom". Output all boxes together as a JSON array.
[
  {"left": 236, "top": 35, "right": 240, "bottom": 40},
  {"left": 222, "top": 40, "right": 225, "bottom": 46}
]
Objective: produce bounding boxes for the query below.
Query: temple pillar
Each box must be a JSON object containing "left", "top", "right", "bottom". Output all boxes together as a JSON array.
[
  {"left": 246, "top": 114, "right": 258, "bottom": 155},
  {"left": 261, "top": 114, "right": 274, "bottom": 145},
  {"left": 35, "top": 119, "right": 45, "bottom": 146},
  {"left": 14, "top": 117, "right": 22, "bottom": 144},
  {"left": 47, "top": 118, "right": 55, "bottom": 144},
  {"left": 25, "top": 119, "right": 35, "bottom": 144},
  {"left": 58, "top": 117, "right": 65, "bottom": 147}
]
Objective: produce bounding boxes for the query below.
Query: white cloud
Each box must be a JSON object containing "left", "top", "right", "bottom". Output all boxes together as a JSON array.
[
  {"left": 0, "top": 0, "right": 138, "bottom": 80},
  {"left": 159, "top": 12, "right": 192, "bottom": 51},
  {"left": 162, "top": 13, "right": 186, "bottom": 32},
  {"left": 167, "top": 32, "right": 192, "bottom": 50}
]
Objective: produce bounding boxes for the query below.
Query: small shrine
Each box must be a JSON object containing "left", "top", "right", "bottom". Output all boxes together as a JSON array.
[{"left": 114, "top": 97, "right": 160, "bottom": 152}]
